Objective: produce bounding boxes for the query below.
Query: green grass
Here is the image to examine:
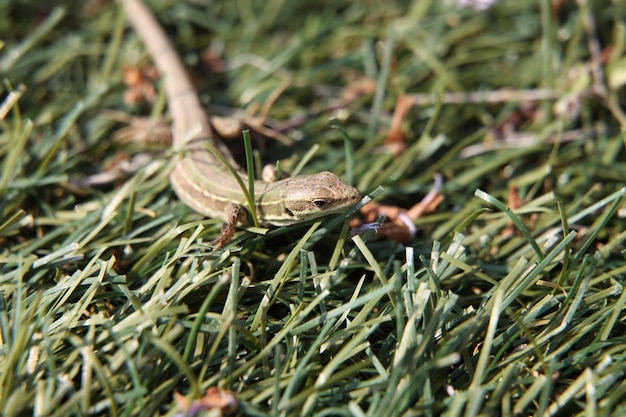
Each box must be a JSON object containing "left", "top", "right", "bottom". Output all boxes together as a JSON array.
[{"left": 2, "top": 0, "right": 626, "bottom": 416}]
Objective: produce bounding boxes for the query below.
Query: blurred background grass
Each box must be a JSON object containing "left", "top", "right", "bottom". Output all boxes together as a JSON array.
[{"left": 1, "top": 0, "right": 625, "bottom": 416}]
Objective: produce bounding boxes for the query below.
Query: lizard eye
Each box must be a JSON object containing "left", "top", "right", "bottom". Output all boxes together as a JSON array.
[
  {"left": 285, "top": 207, "right": 295, "bottom": 217},
  {"left": 313, "top": 199, "right": 329, "bottom": 209}
]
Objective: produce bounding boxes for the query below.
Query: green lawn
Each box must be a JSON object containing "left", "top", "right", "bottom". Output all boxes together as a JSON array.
[{"left": 1, "top": 0, "right": 626, "bottom": 416}]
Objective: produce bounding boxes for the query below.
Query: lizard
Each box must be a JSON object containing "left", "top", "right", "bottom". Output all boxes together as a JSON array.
[{"left": 122, "top": 0, "right": 361, "bottom": 247}]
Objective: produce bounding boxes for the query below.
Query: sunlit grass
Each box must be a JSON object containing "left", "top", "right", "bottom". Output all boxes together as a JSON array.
[{"left": 1, "top": 1, "right": 625, "bottom": 416}]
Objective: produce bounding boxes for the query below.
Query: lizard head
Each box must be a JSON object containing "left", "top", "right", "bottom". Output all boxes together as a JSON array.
[{"left": 257, "top": 172, "right": 361, "bottom": 226}]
